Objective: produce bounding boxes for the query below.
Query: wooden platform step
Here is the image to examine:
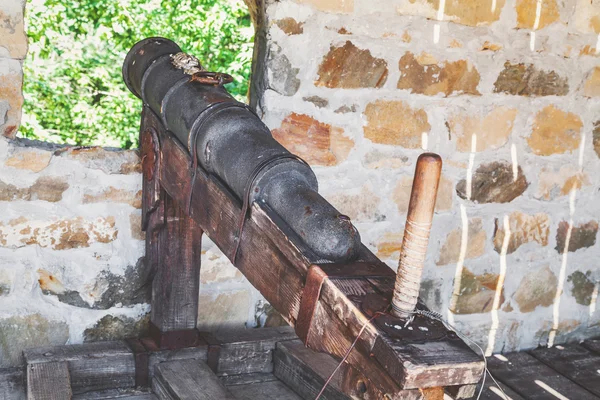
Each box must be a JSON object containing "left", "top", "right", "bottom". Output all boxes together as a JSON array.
[
  {"left": 73, "top": 388, "right": 157, "bottom": 399},
  {"left": 153, "top": 359, "right": 235, "bottom": 400}
]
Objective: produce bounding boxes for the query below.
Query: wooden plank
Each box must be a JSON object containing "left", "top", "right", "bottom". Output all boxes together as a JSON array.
[
  {"left": 144, "top": 340, "right": 208, "bottom": 384},
  {"left": 24, "top": 341, "right": 135, "bottom": 394},
  {"left": 219, "top": 372, "right": 278, "bottom": 386},
  {"left": 530, "top": 344, "right": 600, "bottom": 396},
  {"left": 217, "top": 327, "right": 296, "bottom": 376},
  {"left": 477, "top": 380, "right": 524, "bottom": 400},
  {"left": 142, "top": 108, "right": 484, "bottom": 392},
  {"left": 27, "top": 361, "right": 72, "bottom": 400},
  {"left": 273, "top": 340, "right": 348, "bottom": 400},
  {"left": 153, "top": 359, "right": 236, "bottom": 400},
  {"left": 0, "top": 367, "right": 25, "bottom": 400},
  {"left": 582, "top": 339, "right": 600, "bottom": 355},
  {"left": 487, "top": 351, "right": 597, "bottom": 399},
  {"left": 151, "top": 191, "right": 203, "bottom": 333},
  {"left": 73, "top": 388, "right": 157, "bottom": 399},
  {"left": 227, "top": 380, "right": 302, "bottom": 400}
]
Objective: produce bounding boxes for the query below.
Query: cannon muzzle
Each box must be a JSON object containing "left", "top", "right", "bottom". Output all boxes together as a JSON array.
[{"left": 123, "top": 37, "right": 361, "bottom": 262}]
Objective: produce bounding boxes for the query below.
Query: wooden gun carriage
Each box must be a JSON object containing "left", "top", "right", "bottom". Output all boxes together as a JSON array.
[{"left": 20, "top": 38, "right": 485, "bottom": 400}]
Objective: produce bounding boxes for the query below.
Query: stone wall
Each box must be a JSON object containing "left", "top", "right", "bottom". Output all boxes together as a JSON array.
[
  {"left": 0, "top": 0, "right": 270, "bottom": 369},
  {"left": 248, "top": 0, "right": 600, "bottom": 353}
]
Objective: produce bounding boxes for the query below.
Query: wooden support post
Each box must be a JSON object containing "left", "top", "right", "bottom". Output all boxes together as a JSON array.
[
  {"left": 27, "top": 362, "right": 72, "bottom": 400},
  {"left": 392, "top": 153, "right": 442, "bottom": 319},
  {"left": 149, "top": 191, "right": 203, "bottom": 349}
]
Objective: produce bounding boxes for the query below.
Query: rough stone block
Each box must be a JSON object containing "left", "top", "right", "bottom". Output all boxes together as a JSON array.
[
  {"left": 583, "top": 67, "right": 600, "bottom": 97},
  {"left": 450, "top": 267, "right": 503, "bottom": 315},
  {"left": 55, "top": 147, "right": 141, "bottom": 175},
  {"left": 327, "top": 185, "right": 383, "bottom": 223},
  {"left": 568, "top": 271, "right": 595, "bottom": 306},
  {"left": 197, "top": 290, "right": 253, "bottom": 333},
  {"left": 493, "top": 211, "right": 550, "bottom": 254},
  {"left": 397, "top": 52, "right": 480, "bottom": 96},
  {"left": 363, "top": 99, "right": 430, "bottom": 147},
  {"left": 315, "top": 41, "right": 388, "bottom": 89},
  {"left": 274, "top": 18, "right": 304, "bottom": 35},
  {"left": 436, "top": 218, "right": 486, "bottom": 266},
  {"left": 0, "top": 58, "right": 24, "bottom": 139},
  {"left": 527, "top": 105, "right": 582, "bottom": 156},
  {"left": 448, "top": 106, "right": 517, "bottom": 152},
  {"left": 0, "top": 314, "right": 69, "bottom": 368},
  {"left": 0, "top": 216, "right": 118, "bottom": 250},
  {"left": 295, "top": 0, "right": 353, "bottom": 14},
  {"left": 272, "top": 112, "right": 353, "bottom": 166},
  {"left": 0, "top": 0, "right": 27, "bottom": 59},
  {"left": 5, "top": 148, "right": 52, "bottom": 172},
  {"left": 513, "top": 265, "right": 557, "bottom": 313},
  {"left": 573, "top": 0, "right": 600, "bottom": 33},
  {"left": 83, "top": 187, "right": 142, "bottom": 209},
  {"left": 536, "top": 165, "right": 588, "bottom": 201},
  {"left": 493, "top": 62, "right": 569, "bottom": 96},
  {"left": 376, "top": 231, "right": 403, "bottom": 259},
  {"left": 456, "top": 161, "right": 528, "bottom": 203},
  {"left": 393, "top": 174, "right": 453, "bottom": 213},
  {"left": 556, "top": 220, "right": 598, "bottom": 253},
  {"left": 515, "top": 0, "right": 560, "bottom": 29},
  {"left": 396, "top": 0, "right": 505, "bottom": 27}
]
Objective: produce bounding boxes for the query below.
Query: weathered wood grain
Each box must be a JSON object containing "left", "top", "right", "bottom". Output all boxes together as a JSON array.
[
  {"left": 73, "top": 388, "right": 157, "bottom": 399},
  {"left": 274, "top": 339, "right": 348, "bottom": 400},
  {"left": 529, "top": 344, "right": 600, "bottom": 396},
  {"left": 153, "top": 359, "right": 236, "bottom": 400},
  {"left": 0, "top": 367, "right": 25, "bottom": 400},
  {"left": 217, "top": 327, "right": 296, "bottom": 376},
  {"left": 487, "top": 351, "right": 597, "bottom": 399},
  {"left": 227, "top": 380, "right": 302, "bottom": 400},
  {"left": 582, "top": 339, "right": 600, "bottom": 355},
  {"left": 27, "top": 361, "right": 72, "bottom": 400},
  {"left": 24, "top": 341, "right": 135, "bottom": 395},
  {"left": 219, "top": 372, "right": 278, "bottom": 386},
  {"left": 141, "top": 107, "right": 484, "bottom": 392}
]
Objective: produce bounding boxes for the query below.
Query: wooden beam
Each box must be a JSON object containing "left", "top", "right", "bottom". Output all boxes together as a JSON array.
[
  {"left": 24, "top": 341, "right": 135, "bottom": 395},
  {"left": 152, "top": 360, "right": 235, "bottom": 400},
  {"left": 141, "top": 107, "right": 484, "bottom": 393},
  {"left": 27, "top": 361, "right": 72, "bottom": 400}
]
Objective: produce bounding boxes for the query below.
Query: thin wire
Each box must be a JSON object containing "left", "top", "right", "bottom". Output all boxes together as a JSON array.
[
  {"left": 313, "top": 307, "right": 509, "bottom": 400},
  {"left": 412, "top": 309, "right": 508, "bottom": 400},
  {"left": 314, "top": 312, "right": 384, "bottom": 400}
]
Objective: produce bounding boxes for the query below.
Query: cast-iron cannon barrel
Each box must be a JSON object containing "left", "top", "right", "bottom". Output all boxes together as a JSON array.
[{"left": 123, "top": 37, "right": 361, "bottom": 262}]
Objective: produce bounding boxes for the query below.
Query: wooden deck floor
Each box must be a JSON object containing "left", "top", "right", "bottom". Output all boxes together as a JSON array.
[
  {"left": 6, "top": 329, "right": 600, "bottom": 399},
  {"left": 482, "top": 339, "right": 600, "bottom": 400}
]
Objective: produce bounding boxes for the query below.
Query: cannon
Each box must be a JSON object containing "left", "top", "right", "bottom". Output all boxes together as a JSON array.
[{"left": 123, "top": 37, "right": 484, "bottom": 398}]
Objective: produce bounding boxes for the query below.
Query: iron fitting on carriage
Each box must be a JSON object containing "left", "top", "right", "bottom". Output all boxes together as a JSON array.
[{"left": 123, "top": 37, "right": 361, "bottom": 263}]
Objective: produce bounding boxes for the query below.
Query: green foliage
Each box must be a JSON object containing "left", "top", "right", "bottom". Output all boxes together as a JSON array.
[{"left": 21, "top": 0, "right": 253, "bottom": 148}]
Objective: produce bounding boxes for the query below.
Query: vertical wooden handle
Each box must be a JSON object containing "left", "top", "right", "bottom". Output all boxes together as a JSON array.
[{"left": 392, "top": 153, "right": 442, "bottom": 319}]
